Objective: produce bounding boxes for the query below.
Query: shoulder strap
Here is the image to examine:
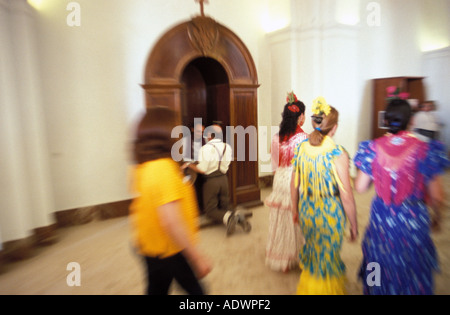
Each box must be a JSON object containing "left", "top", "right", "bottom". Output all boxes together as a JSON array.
[{"left": 209, "top": 142, "right": 226, "bottom": 172}]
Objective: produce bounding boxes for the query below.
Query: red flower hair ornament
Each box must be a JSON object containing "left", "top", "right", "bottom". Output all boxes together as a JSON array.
[
  {"left": 286, "top": 91, "right": 300, "bottom": 113},
  {"left": 386, "top": 86, "right": 410, "bottom": 101},
  {"left": 288, "top": 105, "right": 300, "bottom": 113}
]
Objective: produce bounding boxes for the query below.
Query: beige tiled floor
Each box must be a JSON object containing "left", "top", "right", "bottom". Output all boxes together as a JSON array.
[{"left": 0, "top": 174, "right": 449, "bottom": 295}]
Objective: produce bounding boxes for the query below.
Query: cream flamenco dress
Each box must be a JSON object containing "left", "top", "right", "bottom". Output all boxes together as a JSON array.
[{"left": 265, "top": 126, "right": 308, "bottom": 272}]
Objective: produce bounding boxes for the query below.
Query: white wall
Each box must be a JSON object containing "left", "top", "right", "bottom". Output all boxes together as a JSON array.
[
  {"left": 355, "top": 0, "right": 425, "bottom": 145},
  {"left": 420, "top": 0, "right": 450, "bottom": 152},
  {"left": 418, "top": 0, "right": 450, "bottom": 52},
  {"left": 356, "top": 0, "right": 450, "bottom": 150},
  {"left": 422, "top": 48, "right": 450, "bottom": 151}
]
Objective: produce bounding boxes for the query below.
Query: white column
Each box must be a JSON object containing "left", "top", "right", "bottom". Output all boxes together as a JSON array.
[
  {"left": 321, "top": 24, "right": 360, "bottom": 159},
  {"left": 290, "top": 0, "right": 361, "bottom": 160},
  {"left": 0, "top": 0, "right": 55, "bottom": 245},
  {"left": 291, "top": 0, "right": 330, "bottom": 112},
  {"left": 0, "top": 0, "right": 33, "bottom": 243},
  {"left": 10, "top": 0, "right": 56, "bottom": 231}
]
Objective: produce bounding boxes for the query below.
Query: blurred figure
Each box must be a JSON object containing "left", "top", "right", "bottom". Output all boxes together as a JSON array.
[
  {"left": 183, "top": 121, "right": 205, "bottom": 162},
  {"left": 183, "top": 121, "right": 206, "bottom": 212},
  {"left": 130, "top": 106, "right": 211, "bottom": 295},
  {"left": 265, "top": 92, "right": 308, "bottom": 272},
  {"left": 184, "top": 124, "right": 251, "bottom": 236},
  {"left": 410, "top": 100, "right": 446, "bottom": 229},
  {"left": 291, "top": 97, "right": 358, "bottom": 295},
  {"left": 354, "top": 98, "right": 449, "bottom": 295},
  {"left": 411, "top": 100, "right": 440, "bottom": 142}
]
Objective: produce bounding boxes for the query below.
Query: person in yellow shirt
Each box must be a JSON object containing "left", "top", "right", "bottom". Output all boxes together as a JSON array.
[{"left": 130, "top": 106, "right": 212, "bottom": 295}]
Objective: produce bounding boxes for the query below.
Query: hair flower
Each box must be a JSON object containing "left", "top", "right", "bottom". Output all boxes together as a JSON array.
[
  {"left": 288, "top": 105, "right": 300, "bottom": 113},
  {"left": 398, "top": 92, "right": 410, "bottom": 100},
  {"left": 386, "top": 86, "right": 410, "bottom": 101},
  {"left": 312, "top": 96, "right": 331, "bottom": 116},
  {"left": 386, "top": 86, "right": 398, "bottom": 97},
  {"left": 286, "top": 91, "right": 298, "bottom": 104}
]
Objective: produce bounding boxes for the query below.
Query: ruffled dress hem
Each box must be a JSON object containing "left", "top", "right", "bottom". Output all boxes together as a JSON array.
[{"left": 297, "top": 270, "right": 347, "bottom": 295}]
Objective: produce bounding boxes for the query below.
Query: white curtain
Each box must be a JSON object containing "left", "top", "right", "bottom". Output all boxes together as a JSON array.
[{"left": 0, "top": 0, "right": 55, "bottom": 247}]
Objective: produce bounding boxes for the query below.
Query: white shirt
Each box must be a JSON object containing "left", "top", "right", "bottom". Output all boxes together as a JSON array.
[
  {"left": 197, "top": 139, "right": 232, "bottom": 175},
  {"left": 412, "top": 111, "right": 439, "bottom": 132}
]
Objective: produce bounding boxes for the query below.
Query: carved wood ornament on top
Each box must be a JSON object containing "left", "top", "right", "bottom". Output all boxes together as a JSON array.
[{"left": 189, "top": 0, "right": 218, "bottom": 56}]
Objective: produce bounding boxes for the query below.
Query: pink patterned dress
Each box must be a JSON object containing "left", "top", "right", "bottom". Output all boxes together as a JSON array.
[{"left": 265, "top": 127, "right": 308, "bottom": 272}]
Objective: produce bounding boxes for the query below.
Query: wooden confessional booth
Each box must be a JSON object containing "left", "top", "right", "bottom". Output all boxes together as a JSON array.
[{"left": 142, "top": 15, "right": 261, "bottom": 208}]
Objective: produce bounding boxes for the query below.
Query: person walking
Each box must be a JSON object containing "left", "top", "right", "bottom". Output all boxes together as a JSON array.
[
  {"left": 411, "top": 100, "right": 440, "bottom": 142},
  {"left": 129, "top": 106, "right": 212, "bottom": 295},
  {"left": 265, "top": 92, "right": 308, "bottom": 272},
  {"left": 354, "top": 98, "right": 449, "bottom": 295},
  {"left": 291, "top": 97, "right": 358, "bottom": 295}
]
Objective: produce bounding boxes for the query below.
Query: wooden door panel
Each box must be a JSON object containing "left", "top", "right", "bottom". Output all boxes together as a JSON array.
[{"left": 230, "top": 89, "right": 260, "bottom": 205}]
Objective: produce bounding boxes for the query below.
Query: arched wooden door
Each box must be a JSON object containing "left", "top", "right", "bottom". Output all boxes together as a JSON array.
[{"left": 142, "top": 16, "right": 261, "bottom": 207}]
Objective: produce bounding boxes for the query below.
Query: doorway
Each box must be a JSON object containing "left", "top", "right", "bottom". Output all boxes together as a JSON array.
[
  {"left": 181, "top": 57, "right": 230, "bottom": 129},
  {"left": 181, "top": 57, "right": 234, "bottom": 204}
]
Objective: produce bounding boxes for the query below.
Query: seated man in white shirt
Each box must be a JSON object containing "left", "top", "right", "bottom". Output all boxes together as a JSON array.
[{"left": 183, "top": 124, "right": 250, "bottom": 236}]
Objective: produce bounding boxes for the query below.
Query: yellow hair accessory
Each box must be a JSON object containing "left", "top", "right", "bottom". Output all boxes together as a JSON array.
[{"left": 312, "top": 96, "right": 331, "bottom": 116}]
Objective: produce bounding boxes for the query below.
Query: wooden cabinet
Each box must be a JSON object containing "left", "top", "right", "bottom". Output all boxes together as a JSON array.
[{"left": 372, "top": 77, "right": 426, "bottom": 139}]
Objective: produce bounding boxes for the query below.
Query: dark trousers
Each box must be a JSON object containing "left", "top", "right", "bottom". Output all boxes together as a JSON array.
[
  {"left": 416, "top": 128, "right": 437, "bottom": 140},
  {"left": 143, "top": 253, "right": 204, "bottom": 295},
  {"left": 203, "top": 173, "right": 230, "bottom": 223},
  {"left": 194, "top": 175, "right": 205, "bottom": 213}
]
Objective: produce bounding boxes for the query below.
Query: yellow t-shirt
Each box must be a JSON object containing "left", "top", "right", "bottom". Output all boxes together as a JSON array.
[{"left": 129, "top": 158, "right": 199, "bottom": 258}]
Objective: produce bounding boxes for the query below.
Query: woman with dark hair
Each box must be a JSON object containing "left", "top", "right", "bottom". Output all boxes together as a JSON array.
[
  {"left": 291, "top": 97, "right": 358, "bottom": 294},
  {"left": 130, "top": 106, "right": 211, "bottom": 295},
  {"left": 354, "top": 97, "right": 449, "bottom": 295},
  {"left": 265, "top": 92, "right": 308, "bottom": 272}
]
